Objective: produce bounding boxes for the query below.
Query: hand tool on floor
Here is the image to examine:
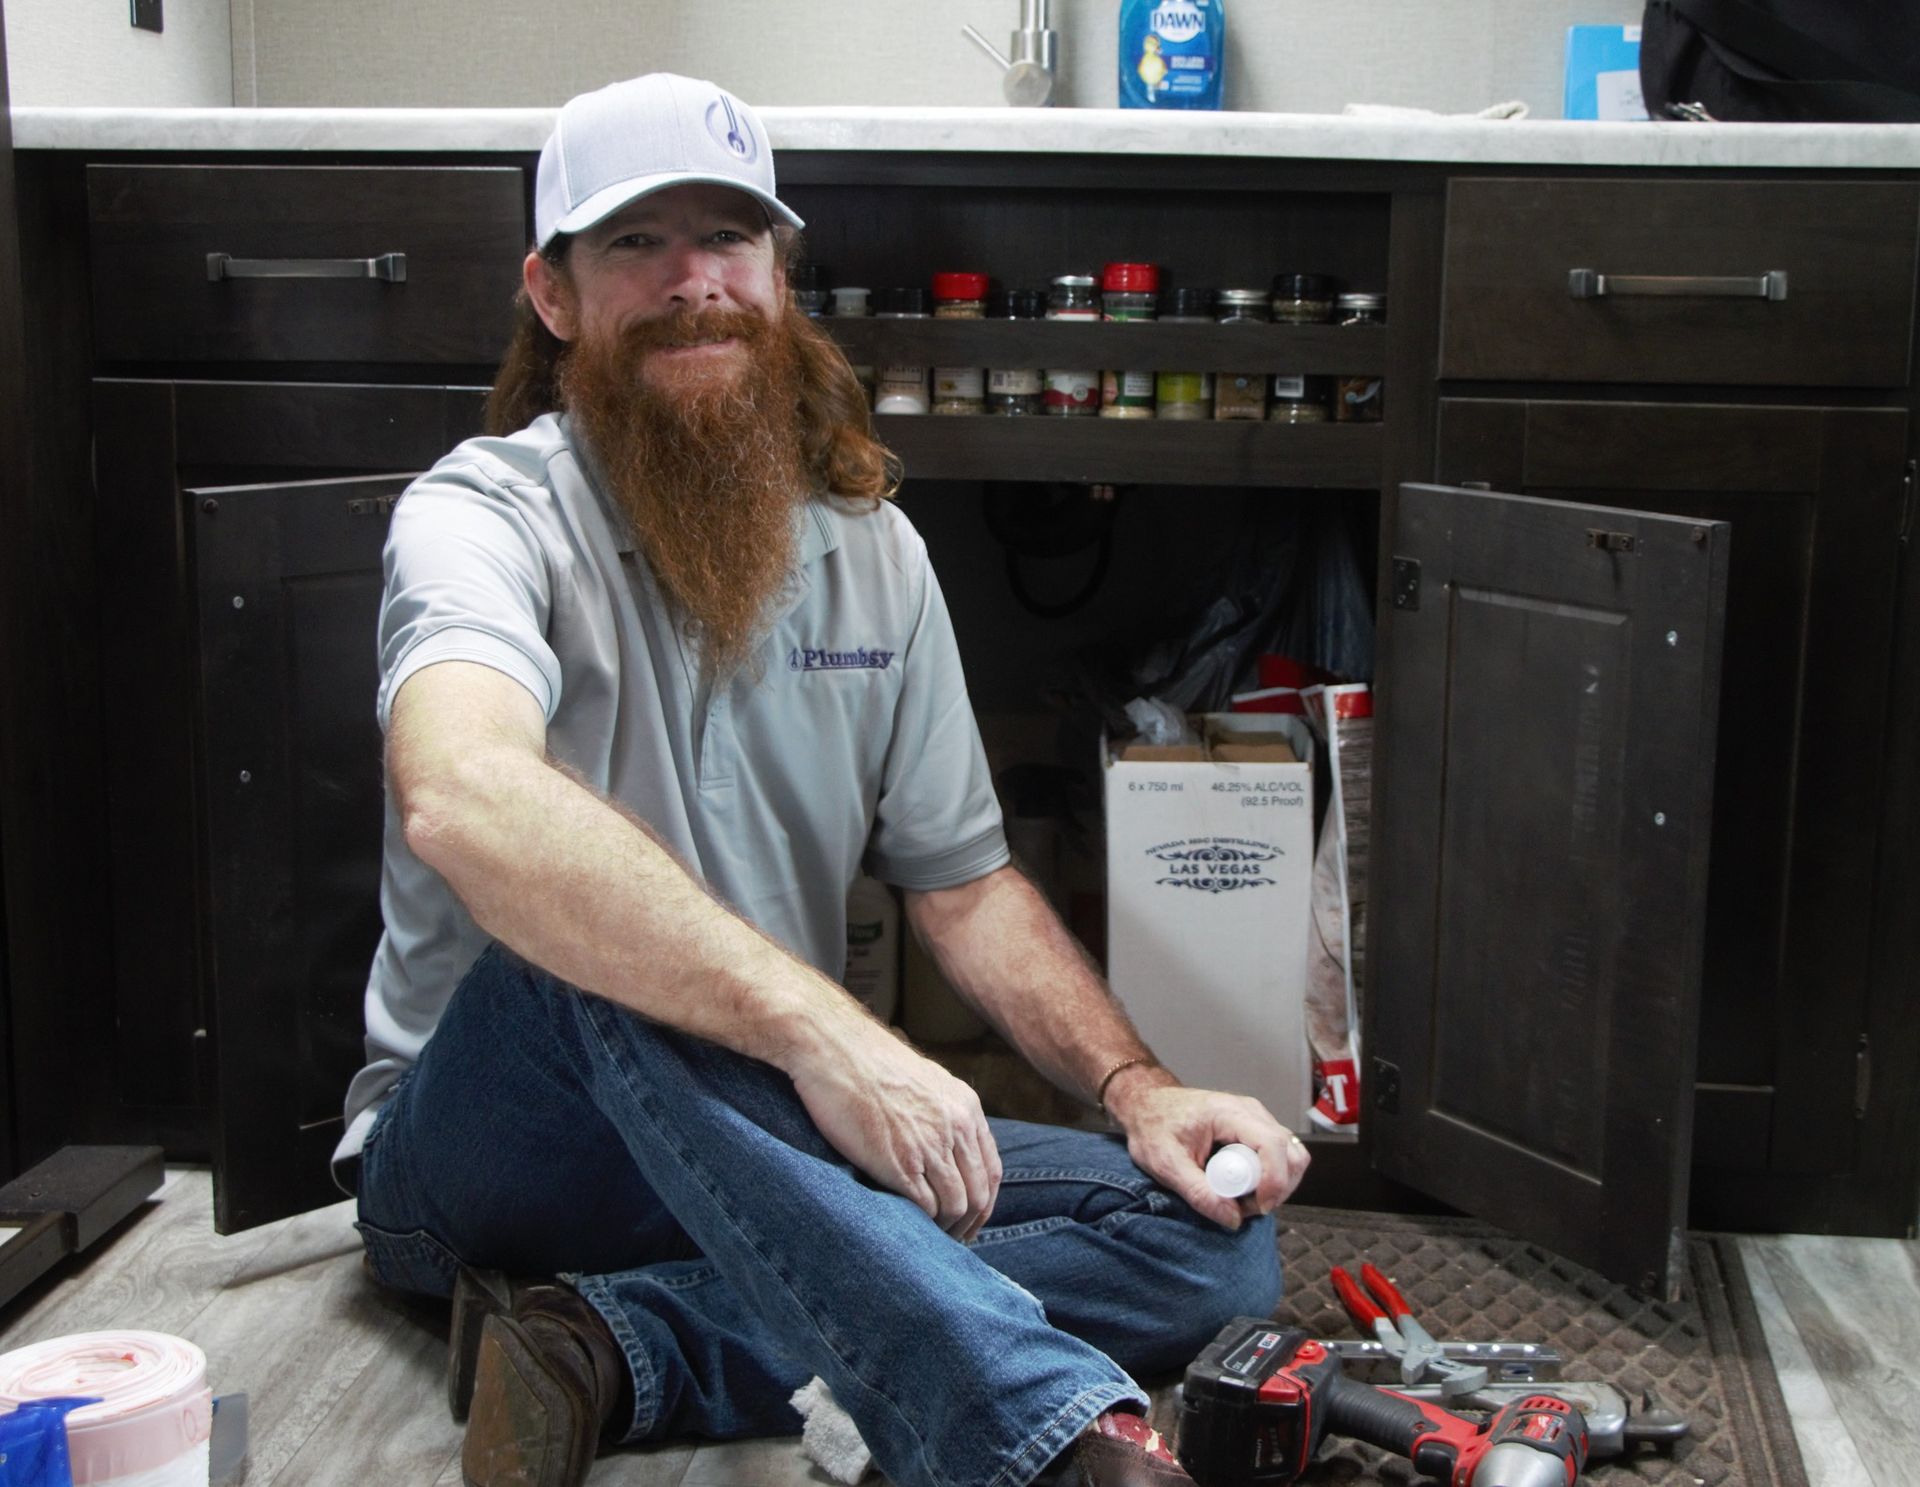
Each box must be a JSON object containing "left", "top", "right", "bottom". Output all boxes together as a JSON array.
[
  {"left": 1323, "top": 1337, "right": 1563, "bottom": 1385},
  {"left": 1178, "top": 1317, "right": 1588, "bottom": 1487},
  {"left": 1331, "top": 1261, "right": 1491, "bottom": 1398}
]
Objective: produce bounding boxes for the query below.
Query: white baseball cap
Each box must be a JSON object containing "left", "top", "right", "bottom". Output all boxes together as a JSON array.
[{"left": 534, "top": 73, "right": 805, "bottom": 249}]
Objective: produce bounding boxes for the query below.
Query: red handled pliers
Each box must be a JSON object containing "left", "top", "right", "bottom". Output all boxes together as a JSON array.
[{"left": 1330, "top": 1262, "right": 1489, "bottom": 1397}]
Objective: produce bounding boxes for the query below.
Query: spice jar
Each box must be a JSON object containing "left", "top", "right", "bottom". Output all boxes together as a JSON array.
[
  {"left": 1099, "top": 262, "right": 1159, "bottom": 420},
  {"left": 1154, "top": 287, "right": 1215, "bottom": 420},
  {"left": 830, "top": 286, "right": 875, "bottom": 406},
  {"left": 931, "top": 272, "right": 989, "bottom": 416},
  {"left": 1044, "top": 274, "right": 1101, "bottom": 417},
  {"left": 791, "top": 262, "right": 831, "bottom": 318},
  {"left": 1268, "top": 374, "right": 1330, "bottom": 423},
  {"left": 932, "top": 272, "right": 988, "bottom": 319},
  {"left": 1270, "top": 272, "right": 1338, "bottom": 325},
  {"left": 1334, "top": 292, "right": 1386, "bottom": 424},
  {"left": 1213, "top": 289, "right": 1270, "bottom": 422},
  {"left": 873, "top": 287, "right": 932, "bottom": 416},
  {"left": 987, "top": 289, "right": 1046, "bottom": 416}
]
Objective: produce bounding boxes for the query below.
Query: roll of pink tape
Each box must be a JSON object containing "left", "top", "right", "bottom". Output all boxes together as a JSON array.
[{"left": 0, "top": 1330, "right": 212, "bottom": 1485}]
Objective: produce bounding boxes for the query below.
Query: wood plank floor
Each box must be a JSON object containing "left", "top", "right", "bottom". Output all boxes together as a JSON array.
[{"left": 2, "top": 1170, "right": 1915, "bottom": 1486}]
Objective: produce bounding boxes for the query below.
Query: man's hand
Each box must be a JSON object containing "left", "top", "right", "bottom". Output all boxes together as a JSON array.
[
  {"left": 786, "top": 1006, "right": 1002, "bottom": 1242},
  {"left": 1106, "top": 1074, "right": 1310, "bottom": 1230}
]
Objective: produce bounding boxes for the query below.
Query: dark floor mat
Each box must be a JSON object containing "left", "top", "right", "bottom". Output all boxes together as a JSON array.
[{"left": 1147, "top": 1204, "right": 1808, "bottom": 1486}]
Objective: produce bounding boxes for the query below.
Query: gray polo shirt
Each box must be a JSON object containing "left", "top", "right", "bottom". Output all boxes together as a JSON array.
[{"left": 334, "top": 412, "right": 1009, "bottom": 1168}]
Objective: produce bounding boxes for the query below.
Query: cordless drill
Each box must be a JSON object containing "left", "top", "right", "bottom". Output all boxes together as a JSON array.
[{"left": 1178, "top": 1318, "right": 1588, "bottom": 1487}]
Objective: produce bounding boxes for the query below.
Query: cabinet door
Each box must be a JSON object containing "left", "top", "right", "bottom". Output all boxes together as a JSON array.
[
  {"left": 1435, "top": 400, "right": 1909, "bottom": 1235},
  {"left": 1372, "top": 483, "right": 1730, "bottom": 1299},
  {"left": 191, "top": 473, "right": 405, "bottom": 1233},
  {"left": 90, "top": 380, "right": 483, "bottom": 1207}
]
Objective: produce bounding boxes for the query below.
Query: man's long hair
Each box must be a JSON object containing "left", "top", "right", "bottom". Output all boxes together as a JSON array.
[{"left": 485, "top": 230, "right": 900, "bottom": 507}]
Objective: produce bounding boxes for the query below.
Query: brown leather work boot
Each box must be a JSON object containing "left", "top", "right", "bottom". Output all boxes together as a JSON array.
[
  {"left": 1062, "top": 1411, "right": 1197, "bottom": 1487},
  {"left": 460, "top": 1283, "right": 629, "bottom": 1487},
  {"left": 449, "top": 1268, "right": 544, "bottom": 1422}
]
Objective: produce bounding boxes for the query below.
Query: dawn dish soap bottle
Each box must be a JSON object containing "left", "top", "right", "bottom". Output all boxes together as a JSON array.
[{"left": 1118, "top": 0, "right": 1226, "bottom": 110}]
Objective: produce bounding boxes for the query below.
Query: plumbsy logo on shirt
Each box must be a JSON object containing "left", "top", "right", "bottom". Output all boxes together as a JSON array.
[{"left": 788, "top": 645, "right": 897, "bottom": 673}]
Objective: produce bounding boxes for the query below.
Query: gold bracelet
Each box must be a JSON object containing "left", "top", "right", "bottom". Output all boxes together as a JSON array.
[{"left": 1094, "top": 1055, "right": 1156, "bottom": 1115}]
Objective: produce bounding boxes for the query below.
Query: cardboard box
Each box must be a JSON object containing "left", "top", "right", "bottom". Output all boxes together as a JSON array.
[
  {"left": 1565, "top": 24, "right": 1648, "bottom": 120},
  {"left": 1103, "top": 713, "right": 1314, "bottom": 1132}
]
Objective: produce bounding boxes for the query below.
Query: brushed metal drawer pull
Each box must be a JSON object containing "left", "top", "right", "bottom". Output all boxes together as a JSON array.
[
  {"left": 1567, "top": 268, "right": 1787, "bottom": 301},
  {"left": 206, "top": 252, "right": 408, "bottom": 283}
]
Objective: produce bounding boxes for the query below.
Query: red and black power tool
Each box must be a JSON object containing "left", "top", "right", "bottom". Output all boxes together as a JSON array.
[{"left": 1178, "top": 1318, "right": 1588, "bottom": 1487}]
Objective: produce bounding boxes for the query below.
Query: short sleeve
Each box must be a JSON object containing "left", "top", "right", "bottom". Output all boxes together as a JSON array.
[
  {"left": 864, "top": 550, "right": 1011, "bottom": 890},
  {"left": 376, "top": 463, "right": 563, "bottom": 729}
]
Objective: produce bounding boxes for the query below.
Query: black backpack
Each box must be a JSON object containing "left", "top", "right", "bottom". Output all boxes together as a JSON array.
[{"left": 1641, "top": 0, "right": 1920, "bottom": 121}]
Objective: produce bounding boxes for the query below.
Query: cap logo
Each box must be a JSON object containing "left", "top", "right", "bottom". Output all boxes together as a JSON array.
[{"left": 706, "top": 96, "right": 758, "bottom": 162}]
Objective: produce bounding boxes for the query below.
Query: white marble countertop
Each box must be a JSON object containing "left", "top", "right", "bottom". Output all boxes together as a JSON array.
[{"left": 13, "top": 104, "right": 1920, "bottom": 169}]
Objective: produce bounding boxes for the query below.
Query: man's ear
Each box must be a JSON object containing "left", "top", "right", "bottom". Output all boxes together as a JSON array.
[{"left": 523, "top": 250, "right": 577, "bottom": 342}]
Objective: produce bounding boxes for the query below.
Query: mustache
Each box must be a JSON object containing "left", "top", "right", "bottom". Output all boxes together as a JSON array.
[{"left": 610, "top": 307, "right": 772, "bottom": 357}]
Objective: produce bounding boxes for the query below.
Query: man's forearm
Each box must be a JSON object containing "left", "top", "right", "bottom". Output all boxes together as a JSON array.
[
  {"left": 388, "top": 660, "right": 1002, "bottom": 1232},
  {"left": 399, "top": 736, "right": 856, "bottom": 1071},
  {"left": 907, "top": 864, "right": 1312, "bottom": 1223},
  {"left": 905, "top": 865, "right": 1177, "bottom": 1116}
]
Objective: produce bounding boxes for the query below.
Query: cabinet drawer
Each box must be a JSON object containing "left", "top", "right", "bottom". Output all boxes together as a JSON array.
[
  {"left": 88, "top": 165, "right": 527, "bottom": 363},
  {"left": 1439, "top": 178, "right": 1920, "bottom": 387}
]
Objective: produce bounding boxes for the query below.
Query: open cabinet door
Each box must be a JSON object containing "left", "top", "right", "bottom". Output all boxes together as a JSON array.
[
  {"left": 193, "top": 473, "right": 412, "bottom": 1233},
  {"left": 1369, "top": 483, "right": 1729, "bottom": 1300}
]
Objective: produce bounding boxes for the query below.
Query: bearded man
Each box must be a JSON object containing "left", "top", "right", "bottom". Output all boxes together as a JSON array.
[{"left": 337, "top": 72, "right": 1309, "bottom": 1487}]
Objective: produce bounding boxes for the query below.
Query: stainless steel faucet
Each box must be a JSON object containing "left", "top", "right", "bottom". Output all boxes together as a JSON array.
[{"left": 963, "top": 0, "right": 1061, "bottom": 108}]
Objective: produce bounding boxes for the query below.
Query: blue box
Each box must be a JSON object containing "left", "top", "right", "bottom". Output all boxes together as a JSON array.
[{"left": 1565, "top": 24, "right": 1648, "bottom": 120}]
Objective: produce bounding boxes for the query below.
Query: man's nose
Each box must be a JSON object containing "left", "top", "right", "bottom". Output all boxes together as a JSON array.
[{"left": 664, "top": 243, "right": 726, "bottom": 304}]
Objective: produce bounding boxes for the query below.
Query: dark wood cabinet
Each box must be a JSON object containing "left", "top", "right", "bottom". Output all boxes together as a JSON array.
[
  {"left": 89, "top": 381, "right": 485, "bottom": 1186},
  {"left": 4, "top": 138, "right": 1916, "bottom": 1265},
  {"left": 87, "top": 165, "right": 526, "bottom": 364},
  {"left": 1371, "top": 482, "right": 1732, "bottom": 1298},
  {"left": 1439, "top": 178, "right": 1920, "bottom": 387},
  {"left": 191, "top": 469, "right": 416, "bottom": 1232},
  {"left": 0, "top": 9, "right": 23, "bottom": 1182},
  {"left": 1433, "top": 398, "right": 1914, "bottom": 1236}
]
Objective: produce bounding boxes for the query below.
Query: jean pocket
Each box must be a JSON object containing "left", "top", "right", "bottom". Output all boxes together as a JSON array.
[{"left": 355, "top": 1218, "right": 464, "bottom": 1299}]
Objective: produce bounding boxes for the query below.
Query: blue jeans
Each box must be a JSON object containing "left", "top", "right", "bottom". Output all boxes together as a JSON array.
[{"left": 354, "top": 945, "right": 1280, "bottom": 1487}]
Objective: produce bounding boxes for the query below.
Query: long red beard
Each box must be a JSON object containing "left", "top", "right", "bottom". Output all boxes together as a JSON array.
[{"left": 560, "top": 306, "right": 809, "bottom": 676}]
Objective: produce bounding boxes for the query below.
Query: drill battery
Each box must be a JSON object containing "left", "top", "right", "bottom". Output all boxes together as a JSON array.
[{"left": 1177, "top": 1321, "right": 1341, "bottom": 1485}]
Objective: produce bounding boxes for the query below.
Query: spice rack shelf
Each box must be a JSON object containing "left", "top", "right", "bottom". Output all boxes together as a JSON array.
[
  {"left": 871, "top": 415, "right": 1385, "bottom": 489},
  {"left": 823, "top": 321, "right": 1388, "bottom": 375}
]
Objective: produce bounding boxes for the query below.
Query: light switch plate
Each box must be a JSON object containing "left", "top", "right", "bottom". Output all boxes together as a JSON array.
[{"left": 130, "top": 0, "right": 163, "bottom": 33}]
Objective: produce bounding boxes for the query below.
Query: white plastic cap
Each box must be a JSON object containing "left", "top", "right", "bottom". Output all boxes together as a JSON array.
[
  {"left": 1205, "top": 1143, "right": 1261, "bottom": 1200},
  {"left": 535, "top": 73, "right": 804, "bottom": 249}
]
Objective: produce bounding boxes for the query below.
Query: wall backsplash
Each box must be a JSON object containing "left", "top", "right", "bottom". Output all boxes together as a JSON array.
[
  {"left": 6, "top": 0, "right": 1645, "bottom": 118},
  {"left": 236, "top": 0, "right": 1642, "bottom": 118},
  {"left": 6, "top": 0, "right": 233, "bottom": 106}
]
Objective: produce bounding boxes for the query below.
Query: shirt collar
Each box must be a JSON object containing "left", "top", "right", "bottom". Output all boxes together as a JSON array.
[{"left": 797, "top": 497, "right": 841, "bottom": 568}]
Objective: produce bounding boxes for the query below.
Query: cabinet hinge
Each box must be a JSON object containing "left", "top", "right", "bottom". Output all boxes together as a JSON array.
[
  {"left": 347, "top": 494, "right": 401, "bottom": 518},
  {"left": 1901, "top": 460, "right": 1916, "bottom": 545},
  {"left": 1391, "top": 558, "right": 1421, "bottom": 611},
  {"left": 1855, "top": 1033, "right": 1871, "bottom": 1118},
  {"left": 1585, "top": 528, "right": 1637, "bottom": 554},
  {"left": 1371, "top": 1057, "right": 1401, "bottom": 1114}
]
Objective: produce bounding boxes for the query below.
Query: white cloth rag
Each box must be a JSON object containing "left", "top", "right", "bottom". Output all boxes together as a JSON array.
[
  {"left": 1342, "top": 100, "right": 1530, "bottom": 119},
  {"left": 791, "top": 1377, "right": 876, "bottom": 1484}
]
